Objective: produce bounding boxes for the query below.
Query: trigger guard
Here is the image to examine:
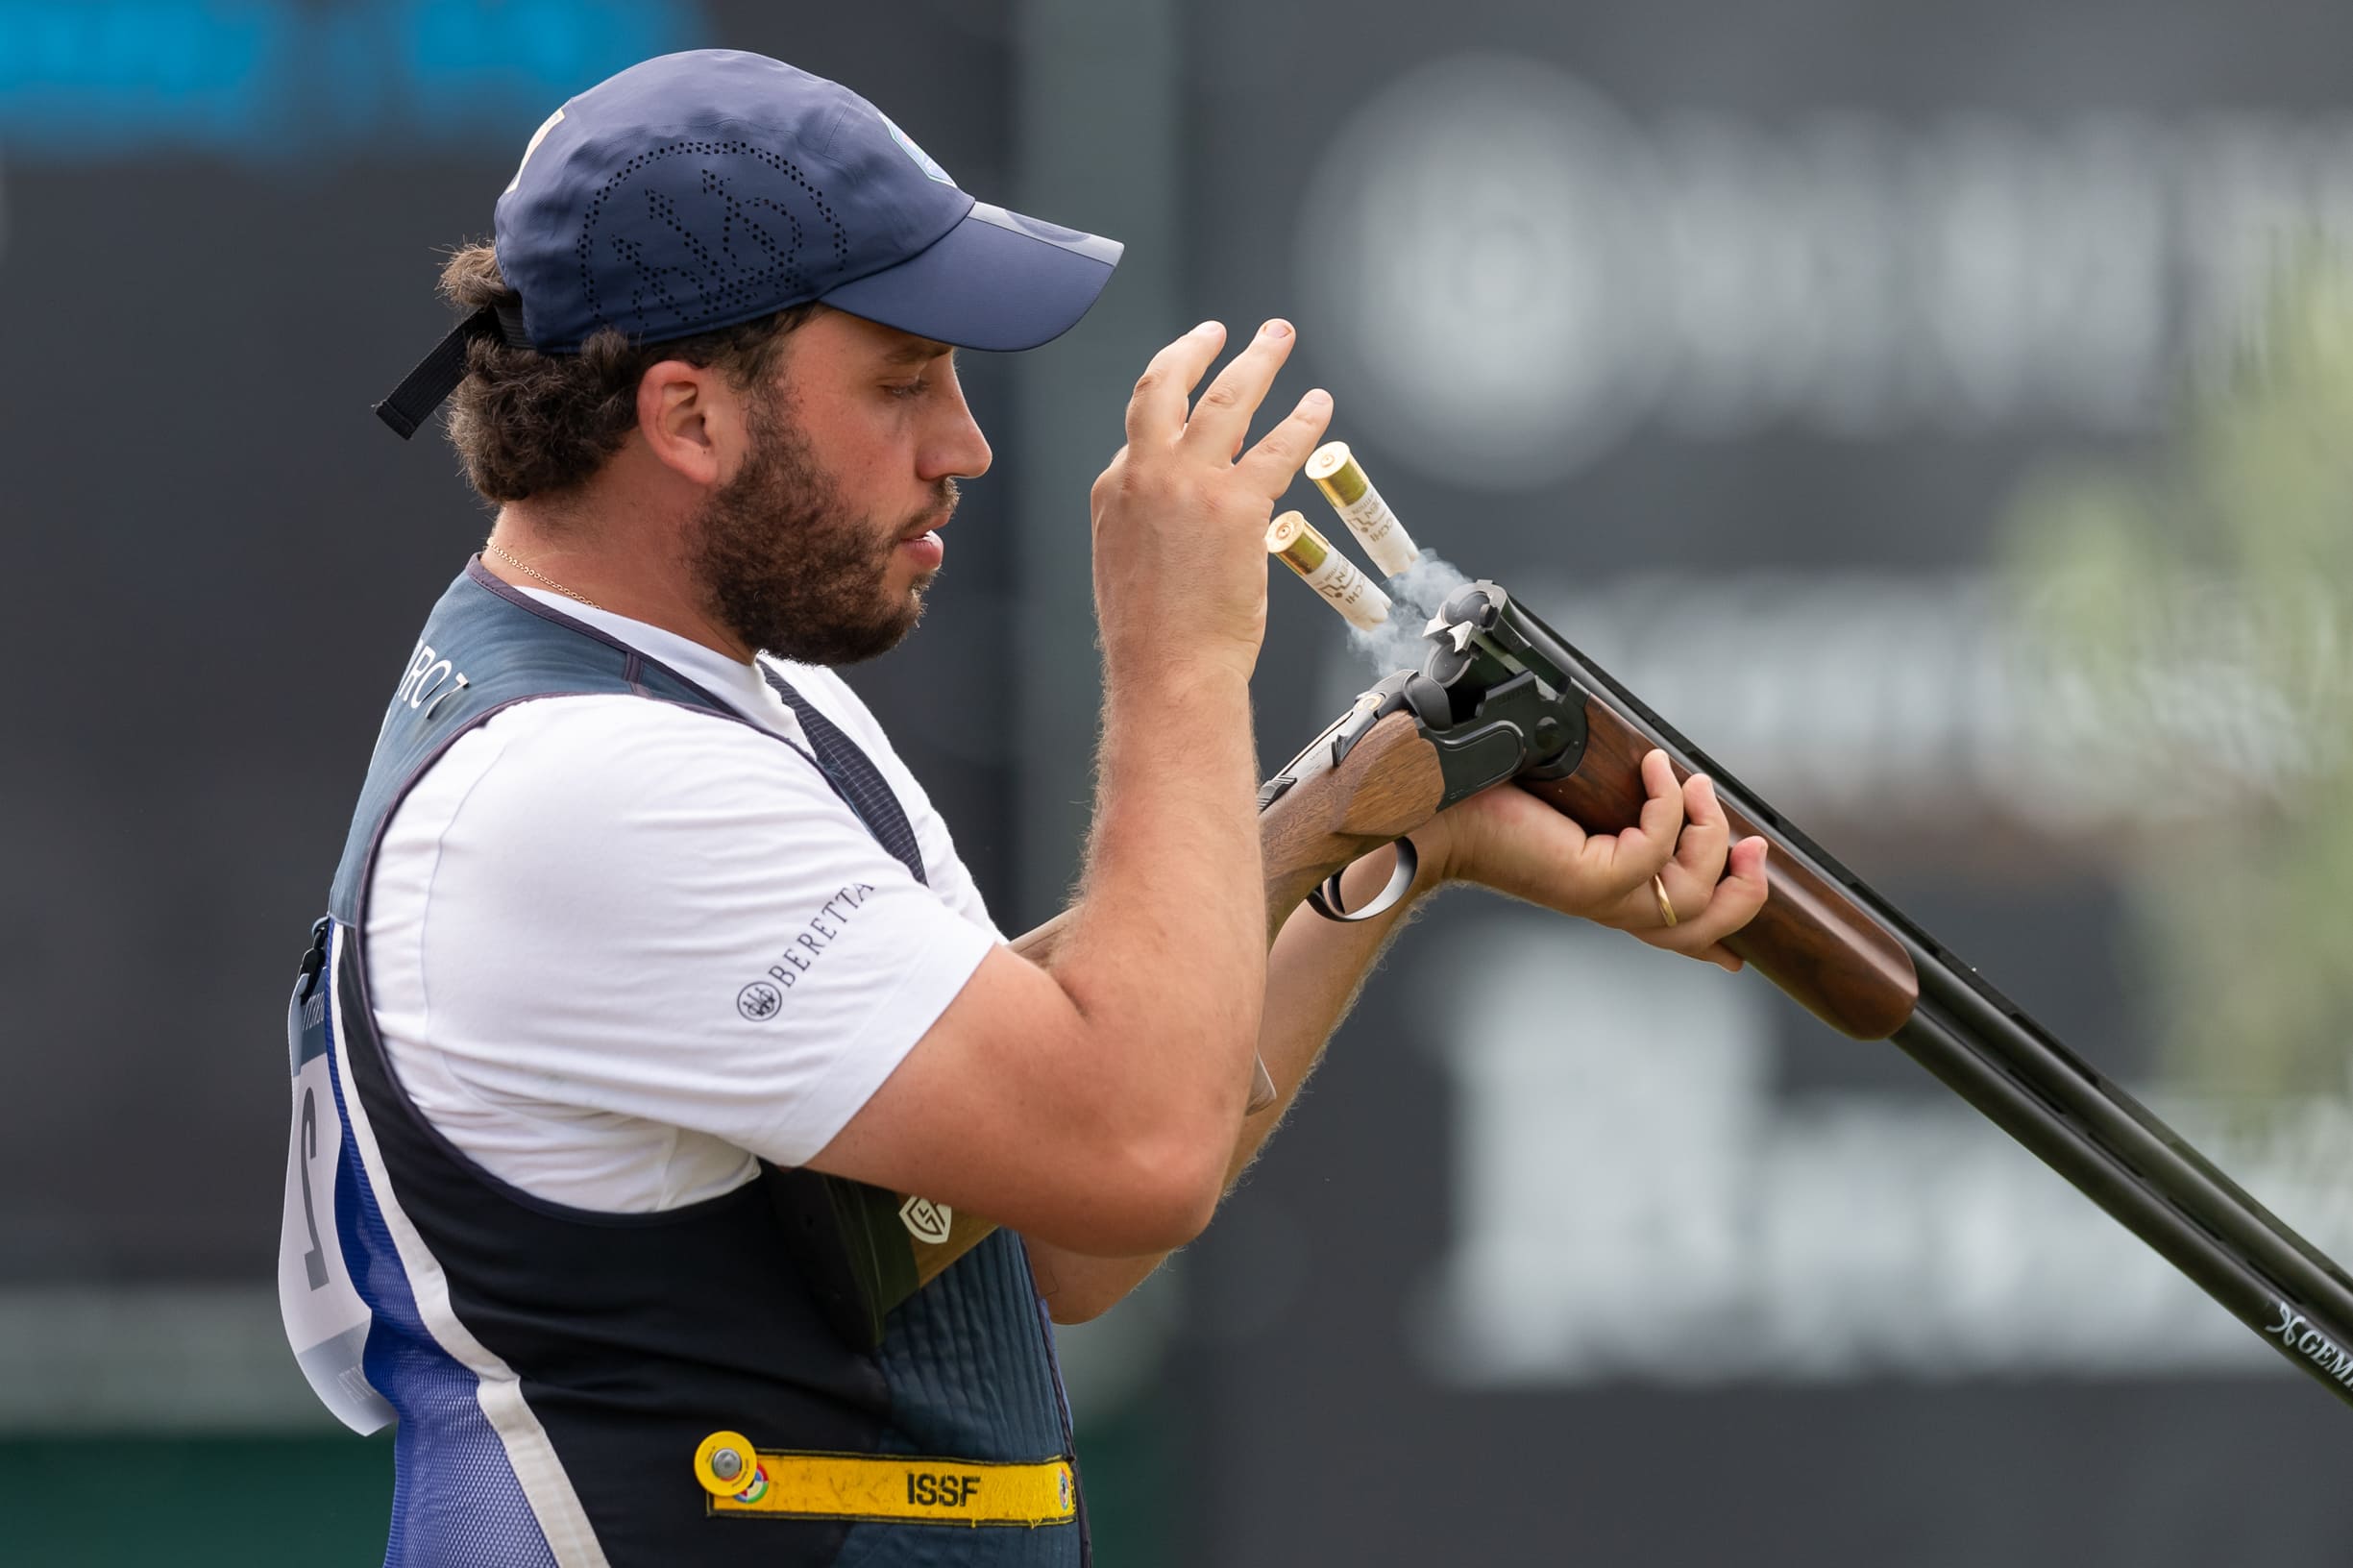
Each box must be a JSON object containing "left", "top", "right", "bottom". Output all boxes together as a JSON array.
[{"left": 1306, "top": 837, "right": 1420, "bottom": 923}]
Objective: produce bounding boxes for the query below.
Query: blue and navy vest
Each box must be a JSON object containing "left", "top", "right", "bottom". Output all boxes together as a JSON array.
[{"left": 280, "top": 560, "right": 1083, "bottom": 1567}]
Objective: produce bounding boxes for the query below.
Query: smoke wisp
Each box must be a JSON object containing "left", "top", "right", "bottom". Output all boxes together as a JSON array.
[{"left": 1345, "top": 552, "right": 1475, "bottom": 674}]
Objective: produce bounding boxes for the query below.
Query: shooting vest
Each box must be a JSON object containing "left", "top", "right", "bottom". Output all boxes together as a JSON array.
[{"left": 278, "top": 559, "right": 1084, "bottom": 1568}]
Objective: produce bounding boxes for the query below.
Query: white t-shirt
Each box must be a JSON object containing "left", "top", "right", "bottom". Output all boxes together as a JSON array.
[{"left": 364, "top": 588, "right": 1004, "bottom": 1213}]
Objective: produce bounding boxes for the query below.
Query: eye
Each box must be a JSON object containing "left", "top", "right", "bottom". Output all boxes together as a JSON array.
[{"left": 886, "top": 377, "right": 931, "bottom": 401}]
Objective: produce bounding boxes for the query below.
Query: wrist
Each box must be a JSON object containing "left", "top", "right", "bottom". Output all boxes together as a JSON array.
[
  {"left": 1102, "top": 649, "right": 1256, "bottom": 708},
  {"left": 1093, "top": 658, "right": 1257, "bottom": 813},
  {"left": 1417, "top": 804, "right": 1476, "bottom": 889}
]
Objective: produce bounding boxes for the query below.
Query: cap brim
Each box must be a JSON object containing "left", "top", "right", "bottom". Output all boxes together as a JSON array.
[{"left": 819, "top": 202, "right": 1122, "bottom": 352}]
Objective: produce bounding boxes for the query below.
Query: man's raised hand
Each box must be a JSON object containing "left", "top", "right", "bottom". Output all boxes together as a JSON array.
[{"left": 1091, "top": 320, "right": 1334, "bottom": 685}]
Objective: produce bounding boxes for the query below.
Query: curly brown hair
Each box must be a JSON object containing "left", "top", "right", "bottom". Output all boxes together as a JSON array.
[{"left": 436, "top": 242, "right": 824, "bottom": 503}]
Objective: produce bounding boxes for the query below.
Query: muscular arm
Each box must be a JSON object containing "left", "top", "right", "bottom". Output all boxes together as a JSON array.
[
  {"left": 808, "top": 323, "right": 1337, "bottom": 1256},
  {"left": 1021, "top": 832, "right": 1449, "bottom": 1324}
]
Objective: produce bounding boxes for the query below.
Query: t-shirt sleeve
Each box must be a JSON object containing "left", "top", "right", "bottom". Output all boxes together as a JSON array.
[{"left": 396, "top": 695, "right": 997, "bottom": 1167}]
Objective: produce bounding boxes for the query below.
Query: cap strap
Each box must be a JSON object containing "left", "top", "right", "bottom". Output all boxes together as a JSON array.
[{"left": 372, "top": 303, "right": 532, "bottom": 439}]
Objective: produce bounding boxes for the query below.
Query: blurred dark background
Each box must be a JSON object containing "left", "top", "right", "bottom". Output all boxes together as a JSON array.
[{"left": 7, "top": 1, "right": 2353, "bottom": 1562}]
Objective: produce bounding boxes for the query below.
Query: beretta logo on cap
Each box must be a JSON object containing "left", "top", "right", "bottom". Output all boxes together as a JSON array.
[{"left": 878, "top": 111, "right": 955, "bottom": 185}]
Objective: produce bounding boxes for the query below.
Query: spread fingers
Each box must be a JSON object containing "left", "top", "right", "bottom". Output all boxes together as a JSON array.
[
  {"left": 1125, "top": 322, "right": 1227, "bottom": 445},
  {"left": 1180, "top": 320, "right": 1296, "bottom": 457},
  {"left": 1234, "top": 388, "right": 1336, "bottom": 499}
]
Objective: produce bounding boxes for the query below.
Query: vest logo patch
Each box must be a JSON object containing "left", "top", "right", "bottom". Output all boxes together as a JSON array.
[
  {"left": 898, "top": 1194, "right": 952, "bottom": 1245},
  {"left": 735, "top": 981, "right": 783, "bottom": 1021}
]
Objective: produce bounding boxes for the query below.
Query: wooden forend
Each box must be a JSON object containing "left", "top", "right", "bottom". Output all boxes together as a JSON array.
[{"left": 1518, "top": 696, "right": 1919, "bottom": 1041}]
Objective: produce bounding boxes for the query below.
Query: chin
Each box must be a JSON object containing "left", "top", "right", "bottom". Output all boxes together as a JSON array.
[{"left": 893, "top": 593, "right": 928, "bottom": 640}]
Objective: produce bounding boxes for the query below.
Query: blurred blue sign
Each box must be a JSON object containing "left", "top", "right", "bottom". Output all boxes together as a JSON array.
[{"left": 0, "top": 0, "right": 705, "bottom": 161}]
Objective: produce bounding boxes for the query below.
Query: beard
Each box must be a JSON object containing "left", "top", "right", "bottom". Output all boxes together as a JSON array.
[{"left": 685, "top": 394, "right": 953, "bottom": 666}]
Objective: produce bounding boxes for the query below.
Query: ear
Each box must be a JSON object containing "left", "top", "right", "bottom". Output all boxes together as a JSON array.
[{"left": 634, "top": 359, "right": 744, "bottom": 488}]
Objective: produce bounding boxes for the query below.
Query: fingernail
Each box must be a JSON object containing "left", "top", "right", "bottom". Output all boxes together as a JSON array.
[
  {"left": 1302, "top": 388, "right": 1331, "bottom": 407},
  {"left": 1262, "top": 320, "right": 1291, "bottom": 339},
  {"left": 1192, "top": 320, "right": 1222, "bottom": 336}
]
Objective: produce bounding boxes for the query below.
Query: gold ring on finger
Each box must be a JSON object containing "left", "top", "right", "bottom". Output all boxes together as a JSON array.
[{"left": 1652, "top": 874, "right": 1679, "bottom": 928}]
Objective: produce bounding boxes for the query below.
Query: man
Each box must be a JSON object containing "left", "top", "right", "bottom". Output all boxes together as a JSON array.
[{"left": 279, "top": 48, "right": 1768, "bottom": 1568}]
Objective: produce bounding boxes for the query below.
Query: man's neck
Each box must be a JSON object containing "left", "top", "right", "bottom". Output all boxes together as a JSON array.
[{"left": 481, "top": 502, "right": 754, "bottom": 665}]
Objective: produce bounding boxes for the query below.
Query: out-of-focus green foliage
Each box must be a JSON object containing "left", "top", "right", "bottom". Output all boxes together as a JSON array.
[{"left": 2004, "top": 248, "right": 2353, "bottom": 1097}]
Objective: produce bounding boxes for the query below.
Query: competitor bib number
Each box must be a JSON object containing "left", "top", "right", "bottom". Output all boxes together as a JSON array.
[{"left": 278, "top": 923, "right": 395, "bottom": 1434}]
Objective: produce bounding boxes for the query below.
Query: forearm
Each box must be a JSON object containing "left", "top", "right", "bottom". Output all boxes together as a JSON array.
[
  {"left": 1237, "top": 835, "right": 1446, "bottom": 1175},
  {"left": 1044, "top": 663, "right": 1268, "bottom": 1118},
  {"left": 1029, "top": 832, "right": 1450, "bottom": 1322}
]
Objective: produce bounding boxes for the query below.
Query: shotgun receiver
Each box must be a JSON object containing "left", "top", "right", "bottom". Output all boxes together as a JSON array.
[{"left": 1252, "top": 576, "right": 2353, "bottom": 1409}]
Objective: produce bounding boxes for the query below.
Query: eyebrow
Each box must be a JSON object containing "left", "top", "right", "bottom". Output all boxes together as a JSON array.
[{"left": 882, "top": 336, "right": 955, "bottom": 365}]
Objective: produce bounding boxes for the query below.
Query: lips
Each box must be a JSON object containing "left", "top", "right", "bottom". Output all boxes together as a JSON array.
[{"left": 901, "top": 482, "right": 959, "bottom": 544}]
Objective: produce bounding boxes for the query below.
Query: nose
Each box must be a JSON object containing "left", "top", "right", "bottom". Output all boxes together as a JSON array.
[{"left": 921, "top": 365, "right": 993, "bottom": 482}]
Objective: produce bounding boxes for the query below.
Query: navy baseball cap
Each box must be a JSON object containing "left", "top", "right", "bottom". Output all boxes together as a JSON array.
[{"left": 377, "top": 50, "right": 1123, "bottom": 437}]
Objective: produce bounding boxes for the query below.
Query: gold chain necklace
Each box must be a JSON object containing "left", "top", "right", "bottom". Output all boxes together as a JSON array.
[{"left": 489, "top": 543, "right": 602, "bottom": 610}]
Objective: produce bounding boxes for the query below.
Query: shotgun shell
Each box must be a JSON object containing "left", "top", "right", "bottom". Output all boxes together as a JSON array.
[
  {"left": 1267, "top": 510, "right": 1391, "bottom": 631},
  {"left": 1306, "top": 441, "right": 1420, "bottom": 578}
]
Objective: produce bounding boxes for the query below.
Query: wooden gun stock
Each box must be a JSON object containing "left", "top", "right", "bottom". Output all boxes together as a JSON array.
[
  {"left": 1251, "top": 701, "right": 1918, "bottom": 1043},
  {"left": 1257, "top": 711, "right": 1450, "bottom": 930}
]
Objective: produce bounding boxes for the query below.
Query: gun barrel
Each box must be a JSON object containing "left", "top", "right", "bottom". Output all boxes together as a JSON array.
[{"left": 1492, "top": 587, "right": 2353, "bottom": 1409}]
